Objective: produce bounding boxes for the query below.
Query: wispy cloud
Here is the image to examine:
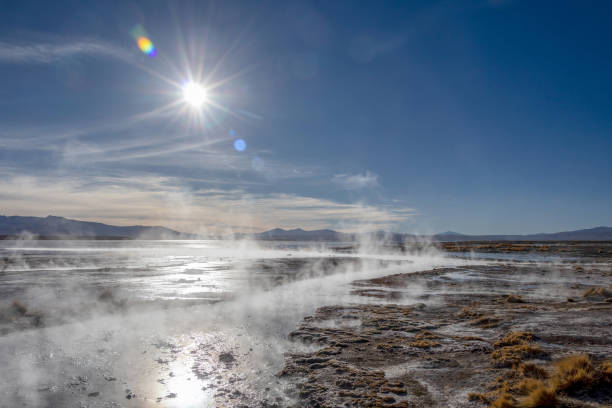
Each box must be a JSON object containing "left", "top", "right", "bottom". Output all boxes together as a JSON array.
[
  {"left": 0, "top": 39, "right": 133, "bottom": 64},
  {"left": 0, "top": 174, "right": 415, "bottom": 234},
  {"left": 333, "top": 171, "right": 379, "bottom": 190},
  {"left": 348, "top": 34, "right": 407, "bottom": 63}
]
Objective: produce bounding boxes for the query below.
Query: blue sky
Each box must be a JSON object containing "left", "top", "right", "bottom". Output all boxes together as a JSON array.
[{"left": 0, "top": 0, "right": 610, "bottom": 234}]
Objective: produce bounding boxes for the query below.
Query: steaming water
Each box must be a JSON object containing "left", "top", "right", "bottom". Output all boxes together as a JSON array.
[
  {"left": 0, "top": 240, "right": 360, "bottom": 305},
  {"left": 450, "top": 251, "right": 580, "bottom": 262},
  {"left": 0, "top": 239, "right": 461, "bottom": 407}
]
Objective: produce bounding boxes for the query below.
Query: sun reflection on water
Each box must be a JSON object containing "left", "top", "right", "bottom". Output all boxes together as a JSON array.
[{"left": 146, "top": 336, "right": 216, "bottom": 408}]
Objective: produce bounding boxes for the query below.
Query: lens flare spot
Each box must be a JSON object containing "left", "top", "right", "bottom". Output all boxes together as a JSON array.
[
  {"left": 136, "top": 37, "right": 156, "bottom": 56},
  {"left": 130, "top": 25, "right": 156, "bottom": 57},
  {"left": 182, "top": 82, "right": 208, "bottom": 108},
  {"left": 234, "top": 139, "right": 246, "bottom": 152}
]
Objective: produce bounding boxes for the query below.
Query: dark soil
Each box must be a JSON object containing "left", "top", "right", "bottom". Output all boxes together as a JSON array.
[{"left": 280, "top": 263, "right": 612, "bottom": 407}]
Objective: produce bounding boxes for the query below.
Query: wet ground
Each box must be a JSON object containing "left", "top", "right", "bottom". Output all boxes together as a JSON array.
[
  {"left": 281, "top": 262, "right": 612, "bottom": 407},
  {"left": 0, "top": 240, "right": 610, "bottom": 407}
]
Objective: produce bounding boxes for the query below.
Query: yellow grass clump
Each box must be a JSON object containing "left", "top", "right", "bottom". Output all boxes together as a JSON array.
[
  {"left": 514, "top": 378, "right": 541, "bottom": 394},
  {"left": 490, "top": 392, "right": 516, "bottom": 408},
  {"left": 518, "top": 363, "right": 548, "bottom": 379},
  {"left": 468, "top": 392, "right": 490, "bottom": 403},
  {"left": 471, "top": 315, "right": 502, "bottom": 329},
  {"left": 472, "top": 355, "right": 612, "bottom": 408},
  {"left": 488, "top": 380, "right": 557, "bottom": 408},
  {"left": 414, "top": 330, "right": 440, "bottom": 340},
  {"left": 492, "top": 332, "right": 542, "bottom": 367},
  {"left": 519, "top": 382, "right": 557, "bottom": 407},
  {"left": 494, "top": 332, "right": 535, "bottom": 348},
  {"left": 602, "top": 360, "right": 612, "bottom": 383},
  {"left": 582, "top": 286, "right": 612, "bottom": 299},
  {"left": 408, "top": 339, "right": 441, "bottom": 348},
  {"left": 492, "top": 344, "right": 542, "bottom": 367},
  {"left": 504, "top": 295, "right": 525, "bottom": 303},
  {"left": 457, "top": 306, "right": 483, "bottom": 319},
  {"left": 550, "top": 354, "right": 595, "bottom": 393}
]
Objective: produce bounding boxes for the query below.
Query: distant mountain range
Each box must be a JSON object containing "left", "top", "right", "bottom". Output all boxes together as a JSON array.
[
  {"left": 251, "top": 226, "right": 612, "bottom": 242},
  {"left": 1, "top": 215, "right": 611, "bottom": 241},
  {"left": 0, "top": 215, "right": 193, "bottom": 239},
  {"left": 430, "top": 227, "right": 612, "bottom": 242}
]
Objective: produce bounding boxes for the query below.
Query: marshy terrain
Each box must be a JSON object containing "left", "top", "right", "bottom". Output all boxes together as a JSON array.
[
  {"left": 281, "top": 250, "right": 612, "bottom": 407},
  {"left": 0, "top": 240, "right": 610, "bottom": 407}
]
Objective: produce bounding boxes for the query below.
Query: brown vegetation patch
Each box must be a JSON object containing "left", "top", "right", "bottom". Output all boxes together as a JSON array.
[
  {"left": 468, "top": 392, "right": 491, "bottom": 404},
  {"left": 491, "top": 344, "right": 543, "bottom": 367},
  {"left": 519, "top": 382, "right": 558, "bottom": 407},
  {"left": 471, "top": 315, "right": 503, "bottom": 329},
  {"left": 407, "top": 339, "right": 441, "bottom": 349},
  {"left": 490, "top": 392, "right": 516, "bottom": 408},
  {"left": 457, "top": 306, "right": 484, "bottom": 319},
  {"left": 550, "top": 354, "right": 595, "bottom": 394},
  {"left": 582, "top": 286, "right": 612, "bottom": 299},
  {"left": 414, "top": 330, "right": 440, "bottom": 340},
  {"left": 518, "top": 363, "right": 548, "bottom": 380},
  {"left": 471, "top": 355, "right": 612, "bottom": 407},
  {"left": 503, "top": 295, "right": 525, "bottom": 303},
  {"left": 278, "top": 263, "right": 611, "bottom": 408},
  {"left": 494, "top": 332, "right": 536, "bottom": 348},
  {"left": 491, "top": 331, "right": 544, "bottom": 368}
]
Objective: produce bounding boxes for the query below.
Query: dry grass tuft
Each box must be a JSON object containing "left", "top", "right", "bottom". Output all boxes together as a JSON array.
[
  {"left": 494, "top": 332, "right": 536, "bottom": 348},
  {"left": 504, "top": 295, "right": 524, "bottom": 303},
  {"left": 550, "top": 354, "right": 595, "bottom": 393},
  {"left": 582, "top": 287, "right": 612, "bottom": 299},
  {"left": 470, "top": 353, "right": 611, "bottom": 407},
  {"left": 519, "top": 363, "right": 548, "bottom": 379},
  {"left": 492, "top": 344, "right": 543, "bottom": 367},
  {"left": 490, "top": 392, "right": 516, "bottom": 408},
  {"left": 519, "top": 383, "right": 557, "bottom": 407},
  {"left": 491, "top": 332, "right": 542, "bottom": 368},
  {"left": 467, "top": 392, "right": 490, "bottom": 403},
  {"left": 514, "top": 378, "right": 541, "bottom": 394},
  {"left": 455, "top": 335, "right": 487, "bottom": 342},
  {"left": 471, "top": 315, "right": 502, "bottom": 328},
  {"left": 487, "top": 382, "right": 557, "bottom": 408},
  {"left": 414, "top": 330, "right": 440, "bottom": 340},
  {"left": 408, "top": 339, "right": 441, "bottom": 348},
  {"left": 602, "top": 360, "right": 612, "bottom": 383},
  {"left": 457, "top": 306, "right": 483, "bottom": 319}
]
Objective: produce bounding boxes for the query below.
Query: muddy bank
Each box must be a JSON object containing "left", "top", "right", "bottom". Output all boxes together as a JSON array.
[
  {"left": 280, "top": 263, "right": 612, "bottom": 407},
  {"left": 436, "top": 241, "right": 612, "bottom": 258}
]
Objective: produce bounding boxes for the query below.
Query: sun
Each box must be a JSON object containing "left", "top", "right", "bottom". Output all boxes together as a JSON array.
[{"left": 182, "top": 81, "right": 208, "bottom": 108}]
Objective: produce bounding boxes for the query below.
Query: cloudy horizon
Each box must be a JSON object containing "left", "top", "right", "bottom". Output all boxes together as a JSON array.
[{"left": 1, "top": 1, "right": 611, "bottom": 235}]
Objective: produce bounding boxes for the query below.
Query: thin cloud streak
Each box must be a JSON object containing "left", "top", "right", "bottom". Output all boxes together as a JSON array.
[
  {"left": 0, "top": 40, "right": 133, "bottom": 64},
  {"left": 0, "top": 175, "right": 416, "bottom": 234},
  {"left": 333, "top": 171, "right": 379, "bottom": 189},
  {"left": 0, "top": 106, "right": 182, "bottom": 149}
]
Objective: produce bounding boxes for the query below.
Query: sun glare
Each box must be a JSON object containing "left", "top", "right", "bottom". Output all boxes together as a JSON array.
[{"left": 182, "top": 81, "right": 208, "bottom": 108}]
